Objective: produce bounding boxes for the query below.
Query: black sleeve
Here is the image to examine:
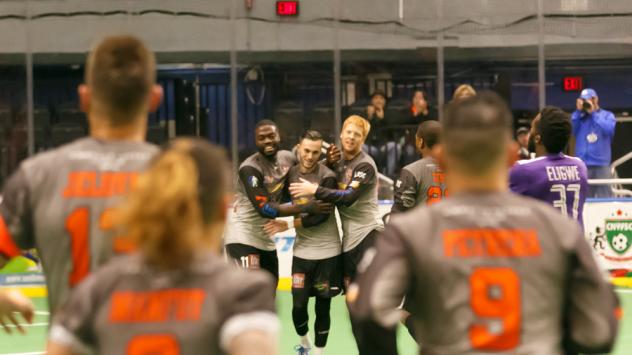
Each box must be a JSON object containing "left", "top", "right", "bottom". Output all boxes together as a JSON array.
[
  {"left": 0, "top": 167, "right": 34, "bottom": 258},
  {"left": 238, "top": 166, "right": 282, "bottom": 219},
  {"left": 314, "top": 162, "right": 376, "bottom": 206},
  {"left": 300, "top": 176, "right": 337, "bottom": 228},
  {"left": 391, "top": 169, "right": 419, "bottom": 214}
]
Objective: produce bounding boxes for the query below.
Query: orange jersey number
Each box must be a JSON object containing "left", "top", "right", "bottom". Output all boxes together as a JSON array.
[
  {"left": 469, "top": 267, "right": 521, "bottom": 351},
  {"left": 128, "top": 334, "right": 180, "bottom": 355},
  {"left": 65, "top": 207, "right": 117, "bottom": 286}
]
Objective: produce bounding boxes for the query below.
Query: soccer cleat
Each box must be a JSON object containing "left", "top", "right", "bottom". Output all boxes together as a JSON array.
[{"left": 294, "top": 344, "right": 311, "bottom": 355}]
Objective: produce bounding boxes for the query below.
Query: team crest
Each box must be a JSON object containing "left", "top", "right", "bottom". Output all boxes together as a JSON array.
[
  {"left": 249, "top": 176, "right": 259, "bottom": 188},
  {"left": 606, "top": 219, "right": 632, "bottom": 255}
]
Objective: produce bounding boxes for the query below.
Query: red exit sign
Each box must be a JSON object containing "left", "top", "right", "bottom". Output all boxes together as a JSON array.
[
  {"left": 563, "top": 76, "right": 583, "bottom": 92},
  {"left": 277, "top": 1, "right": 299, "bottom": 16}
]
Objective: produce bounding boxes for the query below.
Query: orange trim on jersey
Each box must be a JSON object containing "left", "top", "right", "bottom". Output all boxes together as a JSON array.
[
  {"left": 432, "top": 172, "right": 445, "bottom": 183},
  {"left": 63, "top": 172, "right": 138, "bottom": 198},
  {"left": 0, "top": 215, "right": 21, "bottom": 258},
  {"left": 443, "top": 229, "right": 541, "bottom": 258},
  {"left": 110, "top": 289, "right": 206, "bottom": 323}
]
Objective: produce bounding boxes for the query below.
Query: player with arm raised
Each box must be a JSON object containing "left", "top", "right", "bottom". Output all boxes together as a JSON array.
[
  {"left": 263, "top": 130, "right": 342, "bottom": 355},
  {"left": 0, "top": 35, "right": 162, "bottom": 315},
  {"left": 391, "top": 120, "right": 445, "bottom": 214},
  {"left": 47, "top": 138, "right": 278, "bottom": 355},
  {"left": 224, "top": 120, "right": 330, "bottom": 284},
  {"left": 349, "top": 92, "right": 619, "bottom": 355},
  {"left": 510, "top": 106, "right": 588, "bottom": 225}
]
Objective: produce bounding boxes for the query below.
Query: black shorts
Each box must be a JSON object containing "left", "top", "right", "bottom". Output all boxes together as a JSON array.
[
  {"left": 343, "top": 229, "right": 379, "bottom": 288},
  {"left": 292, "top": 254, "right": 343, "bottom": 300},
  {"left": 225, "top": 243, "right": 278, "bottom": 282}
]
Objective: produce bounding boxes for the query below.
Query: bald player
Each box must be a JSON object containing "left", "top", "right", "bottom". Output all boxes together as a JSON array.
[
  {"left": 392, "top": 120, "right": 445, "bottom": 214},
  {"left": 0, "top": 35, "right": 161, "bottom": 315},
  {"left": 350, "top": 92, "right": 619, "bottom": 355}
]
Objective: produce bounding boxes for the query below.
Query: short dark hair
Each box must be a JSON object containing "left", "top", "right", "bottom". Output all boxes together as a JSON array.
[
  {"left": 300, "top": 129, "right": 323, "bottom": 142},
  {"left": 536, "top": 106, "right": 571, "bottom": 154},
  {"left": 416, "top": 120, "right": 441, "bottom": 149},
  {"left": 371, "top": 89, "right": 387, "bottom": 100},
  {"left": 86, "top": 35, "right": 156, "bottom": 125},
  {"left": 442, "top": 91, "right": 513, "bottom": 175},
  {"left": 255, "top": 119, "right": 277, "bottom": 130}
]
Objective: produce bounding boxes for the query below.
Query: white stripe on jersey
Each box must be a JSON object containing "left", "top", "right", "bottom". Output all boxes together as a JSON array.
[
  {"left": 219, "top": 311, "right": 280, "bottom": 351},
  {"left": 515, "top": 156, "right": 547, "bottom": 165}
]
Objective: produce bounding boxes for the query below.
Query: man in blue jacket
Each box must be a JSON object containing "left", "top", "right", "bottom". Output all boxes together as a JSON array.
[{"left": 572, "top": 88, "right": 616, "bottom": 197}]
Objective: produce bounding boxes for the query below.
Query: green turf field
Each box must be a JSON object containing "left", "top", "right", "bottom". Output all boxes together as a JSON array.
[{"left": 1, "top": 290, "right": 630, "bottom": 355}]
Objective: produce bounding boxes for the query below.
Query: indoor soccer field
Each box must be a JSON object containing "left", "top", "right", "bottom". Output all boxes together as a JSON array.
[{"left": 1, "top": 290, "right": 631, "bottom": 355}]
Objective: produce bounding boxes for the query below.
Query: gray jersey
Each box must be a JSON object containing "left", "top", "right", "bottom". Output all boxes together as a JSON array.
[
  {"left": 224, "top": 150, "right": 296, "bottom": 250},
  {"left": 49, "top": 253, "right": 278, "bottom": 355},
  {"left": 392, "top": 157, "right": 446, "bottom": 213},
  {"left": 352, "top": 192, "right": 619, "bottom": 355},
  {"left": 288, "top": 164, "right": 341, "bottom": 260},
  {"left": 0, "top": 137, "right": 157, "bottom": 314},
  {"left": 314, "top": 151, "right": 384, "bottom": 252}
]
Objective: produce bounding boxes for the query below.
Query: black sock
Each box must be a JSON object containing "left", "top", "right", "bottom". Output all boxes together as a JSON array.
[{"left": 314, "top": 297, "right": 332, "bottom": 347}]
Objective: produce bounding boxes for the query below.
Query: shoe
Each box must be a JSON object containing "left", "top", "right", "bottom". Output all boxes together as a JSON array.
[{"left": 294, "top": 344, "right": 311, "bottom": 355}]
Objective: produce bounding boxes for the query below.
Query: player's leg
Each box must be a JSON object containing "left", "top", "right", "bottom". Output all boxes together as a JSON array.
[
  {"left": 260, "top": 248, "right": 280, "bottom": 286},
  {"left": 313, "top": 297, "right": 331, "bottom": 355},
  {"left": 292, "top": 256, "right": 314, "bottom": 353},
  {"left": 311, "top": 255, "right": 342, "bottom": 355}
]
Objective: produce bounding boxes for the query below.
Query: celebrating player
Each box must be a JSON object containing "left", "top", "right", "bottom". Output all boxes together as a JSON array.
[
  {"left": 0, "top": 35, "right": 162, "bottom": 315},
  {"left": 47, "top": 138, "right": 278, "bottom": 355},
  {"left": 224, "top": 120, "right": 331, "bottom": 284},
  {"left": 391, "top": 120, "right": 445, "bottom": 213},
  {"left": 350, "top": 92, "right": 619, "bottom": 354},
  {"left": 264, "top": 130, "right": 341, "bottom": 355},
  {"left": 510, "top": 106, "right": 588, "bottom": 225}
]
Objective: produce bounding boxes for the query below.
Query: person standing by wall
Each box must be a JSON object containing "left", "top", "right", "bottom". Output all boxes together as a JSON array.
[{"left": 572, "top": 88, "right": 616, "bottom": 197}]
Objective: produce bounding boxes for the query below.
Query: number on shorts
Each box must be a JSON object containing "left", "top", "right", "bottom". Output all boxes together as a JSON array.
[
  {"left": 65, "top": 207, "right": 116, "bottom": 286},
  {"left": 469, "top": 267, "right": 521, "bottom": 351},
  {"left": 550, "top": 183, "right": 581, "bottom": 219},
  {"left": 127, "top": 334, "right": 180, "bottom": 355}
]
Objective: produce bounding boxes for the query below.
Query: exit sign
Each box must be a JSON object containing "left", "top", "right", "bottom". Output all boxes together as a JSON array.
[
  {"left": 277, "top": 1, "right": 299, "bottom": 16},
  {"left": 563, "top": 76, "right": 583, "bottom": 92}
]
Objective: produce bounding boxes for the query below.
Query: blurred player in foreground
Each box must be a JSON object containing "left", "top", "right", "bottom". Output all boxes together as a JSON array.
[
  {"left": 0, "top": 289, "right": 34, "bottom": 334},
  {"left": 264, "top": 130, "right": 341, "bottom": 355},
  {"left": 225, "top": 120, "right": 330, "bottom": 284},
  {"left": 0, "top": 35, "right": 161, "bottom": 316},
  {"left": 47, "top": 138, "right": 278, "bottom": 355},
  {"left": 510, "top": 107, "right": 588, "bottom": 225},
  {"left": 289, "top": 115, "right": 384, "bottom": 352},
  {"left": 391, "top": 120, "right": 445, "bottom": 214},
  {"left": 349, "top": 92, "right": 619, "bottom": 355}
]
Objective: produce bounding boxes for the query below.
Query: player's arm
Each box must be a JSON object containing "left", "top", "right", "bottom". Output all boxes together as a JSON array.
[
  {"left": 348, "top": 225, "right": 411, "bottom": 354},
  {"left": 303, "top": 162, "right": 375, "bottom": 207},
  {"left": 299, "top": 176, "right": 337, "bottom": 228},
  {"left": 0, "top": 168, "right": 35, "bottom": 268},
  {"left": 47, "top": 275, "right": 98, "bottom": 355},
  {"left": 391, "top": 169, "right": 419, "bottom": 214},
  {"left": 239, "top": 166, "right": 326, "bottom": 219},
  {"left": 564, "top": 225, "right": 620, "bottom": 354},
  {"left": 220, "top": 273, "right": 279, "bottom": 355}
]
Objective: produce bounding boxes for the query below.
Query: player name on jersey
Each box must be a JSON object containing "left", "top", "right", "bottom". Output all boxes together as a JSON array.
[
  {"left": 545, "top": 165, "right": 581, "bottom": 182},
  {"left": 63, "top": 171, "right": 139, "bottom": 198},
  {"left": 110, "top": 289, "right": 206, "bottom": 323},
  {"left": 443, "top": 229, "right": 541, "bottom": 258}
]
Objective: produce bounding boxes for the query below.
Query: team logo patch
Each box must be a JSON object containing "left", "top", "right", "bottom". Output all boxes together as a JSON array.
[
  {"left": 606, "top": 219, "right": 632, "bottom": 255},
  {"left": 292, "top": 273, "right": 305, "bottom": 288},
  {"left": 314, "top": 281, "right": 330, "bottom": 292},
  {"left": 353, "top": 171, "right": 367, "bottom": 180},
  {"left": 249, "top": 176, "right": 259, "bottom": 188},
  {"left": 395, "top": 180, "right": 402, "bottom": 188}
]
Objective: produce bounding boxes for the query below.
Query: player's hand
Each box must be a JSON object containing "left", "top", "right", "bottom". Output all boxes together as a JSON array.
[
  {"left": 303, "top": 200, "right": 333, "bottom": 215},
  {"left": 263, "top": 220, "right": 289, "bottom": 238},
  {"left": 576, "top": 98, "right": 583, "bottom": 111},
  {"left": 0, "top": 289, "right": 34, "bottom": 334},
  {"left": 289, "top": 178, "right": 319, "bottom": 198},
  {"left": 326, "top": 144, "right": 341, "bottom": 166}
]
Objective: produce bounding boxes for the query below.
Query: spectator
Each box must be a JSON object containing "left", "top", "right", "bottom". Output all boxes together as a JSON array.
[
  {"left": 516, "top": 126, "right": 530, "bottom": 160},
  {"left": 409, "top": 90, "right": 438, "bottom": 123},
  {"left": 572, "top": 88, "right": 616, "bottom": 197},
  {"left": 451, "top": 84, "right": 477, "bottom": 103},
  {"left": 363, "top": 90, "right": 400, "bottom": 177}
]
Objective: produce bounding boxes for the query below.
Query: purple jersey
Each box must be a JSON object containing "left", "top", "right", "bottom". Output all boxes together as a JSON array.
[{"left": 509, "top": 154, "right": 588, "bottom": 224}]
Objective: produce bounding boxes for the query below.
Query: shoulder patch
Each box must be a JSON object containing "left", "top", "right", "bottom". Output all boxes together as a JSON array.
[{"left": 249, "top": 176, "right": 259, "bottom": 188}]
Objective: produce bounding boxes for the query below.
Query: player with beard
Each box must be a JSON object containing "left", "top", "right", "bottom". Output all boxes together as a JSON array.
[
  {"left": 289, "top": 115, "right": 384, "bottom": 352},
  {"left": 349, "top": 93, "right": 619, "bottom": 355},
  {"left": 391, "top": 120, "right": 445, "bottom": 214},
  {"left": 510, "top": 107, "right": 588, "bottom": 225},
  {"left": 0, "top": 35, "right": 161, "bottom": 316},
  {"left": 264, "top": 130, "right": 341, "bottom": 355},
  {"left": 224, "top": 120, "right": 330, "bottom": 284}
]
